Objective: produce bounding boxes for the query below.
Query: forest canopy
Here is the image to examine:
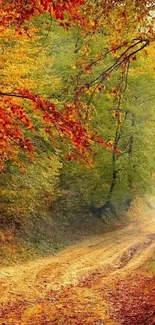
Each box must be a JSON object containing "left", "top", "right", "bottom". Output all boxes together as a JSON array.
[
  {"left": 0, "top": 0, "right": 155, "bottom": 170},
  {"left": 0, "top": 0, "right": 155, "bottom": 245}
]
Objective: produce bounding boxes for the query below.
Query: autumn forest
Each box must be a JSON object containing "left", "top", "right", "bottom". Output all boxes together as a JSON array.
[{"left": 0, "top": 1, "right": 155, "bottom": 324}]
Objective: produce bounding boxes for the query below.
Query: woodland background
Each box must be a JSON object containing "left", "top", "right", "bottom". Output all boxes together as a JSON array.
[{"left": 0, "top": 0, "right": 155, "bottom": 265}]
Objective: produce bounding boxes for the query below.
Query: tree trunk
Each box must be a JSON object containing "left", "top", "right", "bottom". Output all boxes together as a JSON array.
[
  {"left": 91, "top": 126, "right": 120, "bottom": 219},
  {"left": 127, "top": 115, "right": 135, "bottom": 195}
]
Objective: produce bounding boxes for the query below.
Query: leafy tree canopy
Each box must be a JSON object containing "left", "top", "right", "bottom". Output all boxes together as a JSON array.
[{"left": 1, "top": 0, "right": 155, "bottom": 171}]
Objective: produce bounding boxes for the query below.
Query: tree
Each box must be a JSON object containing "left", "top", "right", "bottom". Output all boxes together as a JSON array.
[{"left": 0, "top": 0, "right": 155, "bottom": 172}]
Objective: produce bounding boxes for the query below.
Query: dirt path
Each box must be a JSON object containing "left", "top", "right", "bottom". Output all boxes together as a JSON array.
[{"left": 0, "top": 207, "right": 155, "bottom": 324}]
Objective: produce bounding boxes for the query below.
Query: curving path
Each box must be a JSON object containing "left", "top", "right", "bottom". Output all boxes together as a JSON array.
[{"left": 0, "top": 206, "right": 155, "bottom": 324}]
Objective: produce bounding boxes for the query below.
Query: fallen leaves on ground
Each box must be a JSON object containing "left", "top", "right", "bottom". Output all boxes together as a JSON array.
[{"left": 105, "top": 272, "right": 155, "bottom": 325}]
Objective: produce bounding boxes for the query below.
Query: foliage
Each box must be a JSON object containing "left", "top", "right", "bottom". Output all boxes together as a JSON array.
[
  {"left": 1, "top": 0, "right": 155, "bottom": 260},
  {"left": 1, "top": 0, "right": 155, "bottom": 170},
  {"left": 59, "top": 43, "right": 155, "bottom": 217},
  {"left": 0, "top": 0, "right": 85, "bottom": 27},
  {"left": 0, "top": 153, "right": 62, "bottom": 228}
]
